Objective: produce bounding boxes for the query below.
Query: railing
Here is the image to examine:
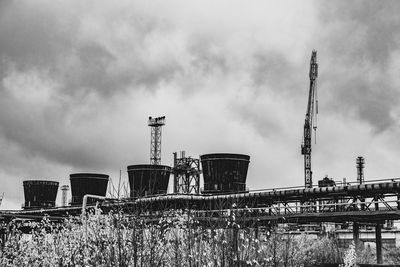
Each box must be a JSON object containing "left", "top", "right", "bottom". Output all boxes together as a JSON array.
[
  {"left": 191, "top": 199, "right": 400, "bottom": 218},
  {"left": 246, "top": 177, "right": 400, "bottom": 193}
]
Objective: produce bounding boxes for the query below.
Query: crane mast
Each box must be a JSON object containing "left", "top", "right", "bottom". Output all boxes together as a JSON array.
[{"left": 301, "top": 50, "right": 318, "bottom": 188}]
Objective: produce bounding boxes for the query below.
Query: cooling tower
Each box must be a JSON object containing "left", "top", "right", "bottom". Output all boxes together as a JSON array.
[
  {"left": 127, "top": 164, "right": 171, "bottom": 198},
  {"left": 200, "top": 153, "right": 250, "bottom": 194},
  {"left": 23, "top": 180, "right": 59, "bottom": 209},
  {"left": 70, "top": 173, "right": 109, "bottom": 205}
]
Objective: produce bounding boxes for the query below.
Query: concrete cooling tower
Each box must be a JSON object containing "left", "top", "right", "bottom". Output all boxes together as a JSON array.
[
  {"left": 23, "top": 180, "right": 59, "bottom": 209},
  {"left": 200, "top": 153, "right": 250, "bottom": 194},
  {"left": 70, "top": 173, "right": 109, "bottom": 205},
  {"left": 127, "top": 164, "right": 171, "bottom": 198}
]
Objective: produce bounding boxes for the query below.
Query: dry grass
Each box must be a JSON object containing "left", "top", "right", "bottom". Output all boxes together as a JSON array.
[{"left": 0, "top": 209, "right": 397, "bottom": 266}]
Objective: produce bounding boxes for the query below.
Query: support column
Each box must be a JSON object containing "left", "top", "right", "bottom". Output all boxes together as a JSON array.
[
  {"left": 353, "top": 222, "right": 359, "bottom": 249},
  {"left": 376, "top": 223, "right": 383, "bottom": 264},
  {"left": 397, "top": 195, "right": 400, "bottom": 210}
]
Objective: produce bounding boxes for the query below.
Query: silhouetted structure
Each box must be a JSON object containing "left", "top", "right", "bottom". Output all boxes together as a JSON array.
[
  {"left": 356, "top": 156, "right": 365, "bottom": 184},
  {"left": 127, "top": 164, "right": 171, "bottom": 198},
  {"left": 70, "top": 173, "right": 109, "bottom": 205},
  {"left": 148, "top": 116, "right": 165, "bottom": 165},
  {"left": 318, "top": 176, "right": 336, "bottom": 187},
  {"left": 201, "top": 153, "right": 250, "bottom": 193},
  {"left": 23, "top": 180, "right": 59, "bottom": 209},
  {"left": 301, "top": 50, "right": 318, "bottom": 188},
  {"left": 173, "top": 151, "right": 201, "bottom": 194}
]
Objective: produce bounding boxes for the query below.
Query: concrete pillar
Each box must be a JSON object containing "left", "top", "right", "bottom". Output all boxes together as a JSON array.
[{"left": 375, "top": 223, "right": 383, "bottom": 264}]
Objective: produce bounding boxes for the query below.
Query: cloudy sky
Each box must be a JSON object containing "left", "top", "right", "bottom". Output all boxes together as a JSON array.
[{"left": 0, "top": 0, "right": 400, "bottom": 209}]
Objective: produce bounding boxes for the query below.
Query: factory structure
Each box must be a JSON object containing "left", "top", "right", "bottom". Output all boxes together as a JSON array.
[
  {"left": 7, "top": 51, "right": 400, "bottom": 265},
  {"left": 20, "top": 115, "right": 252, "bottom": 208},
  {"left": 18, "top": 51, "right": 317, "bottom": 209}
]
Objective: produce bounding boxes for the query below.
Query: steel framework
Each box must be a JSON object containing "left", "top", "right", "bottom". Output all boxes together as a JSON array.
[
  {"left": 7, "top": 178, "right": 400, "bottom": 224},
  {"left": 173, "top": 151, "right": 201, "bottom": 194}
]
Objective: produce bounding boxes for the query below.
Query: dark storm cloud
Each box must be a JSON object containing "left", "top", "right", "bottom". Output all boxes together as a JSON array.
[
  {"left": 330, "top": 77, "right": 397, "bottom": 131},
  {"left": 319, "top": 1, "right": 399, "bottom": 67},
  {"left": 0, "top": 1, "right": 75, "bottom": 71},
  {"left": 0, "top": 0, "right": 190, "bottom": 173},
  {"left": 65, "top": 44, "right": 117, "bottom": 95},
  {"left": 0, "top": 84, "right": 112, "bottom": 170},
  {"left": 2, "top": 0, "right": 400, "bottom": 209},
  {"left": 316, "top": 1, "right": 400, "bottom": 133},
  {"left": 250, "top": 50, "right": 303, "bottom": 97},
  {"left": 0, "top": 1, "right": 184, "bottom": 98}
]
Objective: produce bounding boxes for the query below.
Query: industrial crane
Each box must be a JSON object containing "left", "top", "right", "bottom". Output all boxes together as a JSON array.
[{"left": 301, "top": 50, "right": 318, "bottom": 188}]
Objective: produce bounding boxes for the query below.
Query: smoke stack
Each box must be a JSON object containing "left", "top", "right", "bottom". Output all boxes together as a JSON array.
[
  {"left": 60, "top": 185, "right": 69, "bottom": 206},
  {"left": 356, "top": 156, "right": 365, "bottom": 184}
]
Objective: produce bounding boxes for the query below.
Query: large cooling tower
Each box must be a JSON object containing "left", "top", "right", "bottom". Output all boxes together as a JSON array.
[
  {"left": 70, "top": 173, "right": 109, "bottom": 205},
  {"left": 200, "top": 153, "right": 250, "bottom": 194},
  {"left": 127, "top": 164, "right": 171, "bottom": 198},
  {"left": 23, "top": 180, "right": 59, "bottom": 209}
]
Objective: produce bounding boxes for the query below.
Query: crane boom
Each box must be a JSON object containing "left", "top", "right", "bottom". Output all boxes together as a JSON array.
[{"left": 301, "top": 50, "right": 318, "bottom": 188}]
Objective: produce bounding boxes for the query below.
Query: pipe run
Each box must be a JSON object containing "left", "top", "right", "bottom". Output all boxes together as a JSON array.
[{"left": 81, "top": 194, "right": 108, "bottom": 215}]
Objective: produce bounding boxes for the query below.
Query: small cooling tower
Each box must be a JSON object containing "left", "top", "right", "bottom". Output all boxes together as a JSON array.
[
  {"left": 70, "top": 173, "right": 109, "bottom": 205},
  {"left": 200, "top": 153, "right": 250, "bottom": 194},
  {"left": 23, "top": 180, "right": 59, "bottom": 209},
  {"left": 127, "top": 164, "right": 171, "bottom": 198}
]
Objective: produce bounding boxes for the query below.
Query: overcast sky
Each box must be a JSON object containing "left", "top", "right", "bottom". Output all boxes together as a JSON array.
[{"left": 0, "top": 0, "right": 400, "bottom": 209}]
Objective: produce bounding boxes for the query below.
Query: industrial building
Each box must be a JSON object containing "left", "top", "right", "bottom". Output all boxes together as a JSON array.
[{"left": 3, "top": 51, "right": 399, "bottom": 265}]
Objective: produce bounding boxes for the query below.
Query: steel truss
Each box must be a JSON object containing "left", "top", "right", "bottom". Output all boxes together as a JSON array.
[
  {"left": 3, "top": 178, "right": 400, "bottom": 226},
  {"left": 173, "top": 152, "right": 201, "bottom": 194}
]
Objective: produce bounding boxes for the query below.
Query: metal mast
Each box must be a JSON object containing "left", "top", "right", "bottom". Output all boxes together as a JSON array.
[
  {"left": 148, "top": 116, "right": 165, "bottom": 165},
  {"left": 301, "top": 50, "right": 318, "bottom": 188}
]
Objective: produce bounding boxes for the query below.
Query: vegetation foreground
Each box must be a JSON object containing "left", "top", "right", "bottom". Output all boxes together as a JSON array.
[{"left": 0, "top": 209, "right": 399, "bottom": 266}]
